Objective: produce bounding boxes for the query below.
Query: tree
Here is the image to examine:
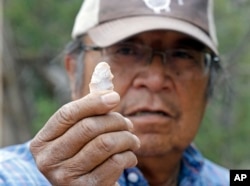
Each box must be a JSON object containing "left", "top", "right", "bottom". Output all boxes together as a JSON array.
[
  {"left": 2, "top": 0, "right": 82, "bottom": 145},
  {"left": 0, "top": 0, "right": 3, "bottom": 146}
]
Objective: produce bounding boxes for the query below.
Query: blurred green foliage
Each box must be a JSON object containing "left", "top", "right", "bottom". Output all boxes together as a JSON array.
[
  {"left": 195, "top": 0, "right": 250, "bottom": 169},
  {"left": 32, "top": 96, "right": 58, "bottom": 134},
  {"left": 5, "top": 0, "right": 82, "bottom": 58},
  {"left": 4, "top": 0, "right": 250, "bottom": 168},
  {"left": 5, "top": 0, "right": 83, "bottom": 135}
]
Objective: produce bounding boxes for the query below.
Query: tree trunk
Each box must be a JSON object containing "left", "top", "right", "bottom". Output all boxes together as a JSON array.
[
  {"left": 0, "top": 0, "right": 3, "bottom": 146},
  {"left": 1, "top": 18, "right": 34, "bottom": 147}
]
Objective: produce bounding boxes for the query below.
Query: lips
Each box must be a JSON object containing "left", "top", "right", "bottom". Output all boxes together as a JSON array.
[
  {"left": 121, "top": 95, "right": 180, "bottom": 120},
  {"left": 127, "top": 110, "right": 169, "bottom": 117},
  {"left": 124, "top": 108, "right": 174, "bottom": 130}
]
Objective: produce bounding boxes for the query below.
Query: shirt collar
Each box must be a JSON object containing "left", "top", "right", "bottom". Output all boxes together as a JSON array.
[
  {"left": 178, "top": 144, "right": 204, "bottom": 184},
  {"left": 119, "top": 144, "right": 204, "bottom": 185}
]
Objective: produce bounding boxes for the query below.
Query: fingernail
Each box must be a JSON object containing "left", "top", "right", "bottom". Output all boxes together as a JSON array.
[
  {"left": 133, "top": 134, "right": 141, "bottom": 148},
  {"left": 101, "top": 92, "right": 120, "bottom": 106},
  {"left": 125, "top": 118, "right": 134, "bottom": 131}
]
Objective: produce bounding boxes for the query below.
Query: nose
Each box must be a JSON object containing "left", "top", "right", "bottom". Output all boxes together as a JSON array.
[
  {"left": 133, "top": 55, "right": 174, "bottom": 92},
  {"left": 150, "top": 51, "right": 167, "bottom": 65}
]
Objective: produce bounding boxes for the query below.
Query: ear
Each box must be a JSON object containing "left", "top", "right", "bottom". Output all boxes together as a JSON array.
[{"left": 64, "top": 54, "right": 77, "bottom": 100}]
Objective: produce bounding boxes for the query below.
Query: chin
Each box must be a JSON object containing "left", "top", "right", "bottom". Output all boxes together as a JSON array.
[
  {"left": 134, "top": 133, "right": 187, "bottom": 157},
  {"left": 134, "top": 134, "right": 173, "bottom": 157},
  {"left": 135, "top": 148, "right": 168, "bottom": 157}
]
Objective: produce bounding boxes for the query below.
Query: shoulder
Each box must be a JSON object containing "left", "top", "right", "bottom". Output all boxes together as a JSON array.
[
  {"left": 180, "top": 145, "right": 229, "bottom": 186},
  {"left": 0, "top": 142, "right": 50, "bottom": 186},
  {"left": 199, "top": 159, "right": 229, "bottom": 186}
]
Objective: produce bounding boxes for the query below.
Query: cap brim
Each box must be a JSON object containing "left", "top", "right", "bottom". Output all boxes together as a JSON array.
[{"left": 87, "top": 16, "right": 218, "bottom": 54}]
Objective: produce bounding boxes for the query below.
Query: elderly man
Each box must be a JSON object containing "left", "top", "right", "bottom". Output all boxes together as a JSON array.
[{"left": 0, "top": 0, "right": 229, "bottom": 185}]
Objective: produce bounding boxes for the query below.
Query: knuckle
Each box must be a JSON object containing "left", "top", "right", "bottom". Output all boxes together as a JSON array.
[
  {"left": 30, "top": 136, "right": 48, "bottom": 155},
  {"left": 29, "top": 140, "right": 41, "bottom": 156},
  {"left": 75, "top": 174, "right": 99, "bottom": 186},
  {"left": 35, "top": 155, "right": 50, "bottom": 173},
  {"left": 36, "top": 159, "right": 93, "bottom": 186},
  {"left": 110, "top": 154, "right": 125, "bottom": 169},
  {"left": 108, "top": 112, "right": 122, "bottom": 118},
  {"left": 109, "top": 112, "right": 124, "bottom": 123},
  {"left": 107, "top": 112, "right": 129, "bottom": 129},
  {"left": 56, "top": 103, "right": 80, "bottom": 124},
  {"left": 79, "top": 118, "right": 98, "bottom": 138},
  {"left": 40, "top": 166, "right": 82, "bottom": 186},
  {"left": 33, "top": 147, "right": 63, "bottom": 174},
  {"left": 96, "top": 135, "right": 116, "bottom": 153},
  {"left": 110, "top": 152, "right": 138, "bottom": 169},
  {"left": 49, "top": 169, "right": 72, "bottom": 185}
]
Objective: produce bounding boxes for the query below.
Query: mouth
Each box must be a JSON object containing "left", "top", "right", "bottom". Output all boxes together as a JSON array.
[
  {"left": 124, "top": 109, "right": 174, "bottom": 130},
  {"left": 126, "top": 110, "right": 170, "bottom": 118}
]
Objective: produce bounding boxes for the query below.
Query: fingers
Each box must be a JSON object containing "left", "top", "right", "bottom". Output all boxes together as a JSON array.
[
  {"left": 33, "top": 113, "right": 135, "bottom": 162},
  {"left": 32, "top": 91, "right": 120, "bottom": 142},
  {"left": 63, "top": 131, "right": 140, "bottom": 174},
  {"left": 32, "top": 128, "right": 139, "bottom": 186},
  {"left": 79, "top": 151, "right": 137, "bottom": 186},
  {"left": 29, "top": 89, "right": 140, "bottom": 186},
  {"left": 43, "top": 151, "right": 137, "bottom": 186}
]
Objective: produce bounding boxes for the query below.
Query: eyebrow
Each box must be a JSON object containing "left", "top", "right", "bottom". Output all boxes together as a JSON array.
[
  {"left": 120, "top": 36, "right": 206, "bottom": 51},
  {"left": 175, "top": 38, "right": 206, "bottom": 50},
  {"left": 121, "top": 37, "right": 143, "bottom": 44}
]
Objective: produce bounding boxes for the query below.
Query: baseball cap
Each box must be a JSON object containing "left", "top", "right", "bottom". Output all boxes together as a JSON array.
[{"left": 72, "top": 0, "right": 218, "bottom": 54}]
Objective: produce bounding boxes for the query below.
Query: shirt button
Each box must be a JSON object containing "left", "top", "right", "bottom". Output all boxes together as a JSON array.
[{"left": 127, "top": 172, "right": 139, "bottom": 183}]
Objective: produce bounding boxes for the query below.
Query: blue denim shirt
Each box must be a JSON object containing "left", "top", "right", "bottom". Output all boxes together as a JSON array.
[{"left": 0, "top": 141, "right": 229, "bottom": 186}]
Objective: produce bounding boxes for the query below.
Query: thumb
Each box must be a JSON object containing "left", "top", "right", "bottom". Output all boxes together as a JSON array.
[{"left": 91, "top": 90, "right": 120, "bottom": 110}]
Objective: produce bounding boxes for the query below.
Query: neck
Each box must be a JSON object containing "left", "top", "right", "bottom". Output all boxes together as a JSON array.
[{"left": 137, "top": 153, "right": 182, "bottom": 186}]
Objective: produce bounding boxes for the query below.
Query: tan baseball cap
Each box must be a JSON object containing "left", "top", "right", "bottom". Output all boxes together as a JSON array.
[{"left": 72, "top": 0, "right": 218, "bottom": 54}]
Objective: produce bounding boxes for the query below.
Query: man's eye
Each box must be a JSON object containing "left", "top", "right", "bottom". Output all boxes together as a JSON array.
[
  {"left": 115, "top": 44, "right": 138, "bottom": 55},
  {"left": 172, "top": 50, "right": 194, "bottom": 59}
]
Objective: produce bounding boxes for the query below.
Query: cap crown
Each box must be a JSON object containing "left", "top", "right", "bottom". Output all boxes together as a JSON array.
[{"left": 72, "top": 0, "right": 218, "bottom": 53}]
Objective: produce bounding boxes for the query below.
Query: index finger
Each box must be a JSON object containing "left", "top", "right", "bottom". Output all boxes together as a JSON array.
[{"left": 35, "top": 91, "right": 120, "bottom": 141}]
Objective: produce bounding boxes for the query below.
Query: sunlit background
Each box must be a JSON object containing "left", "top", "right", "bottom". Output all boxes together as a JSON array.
[{"left": 2, "top": 0, "right": 250, "bottom": 169}]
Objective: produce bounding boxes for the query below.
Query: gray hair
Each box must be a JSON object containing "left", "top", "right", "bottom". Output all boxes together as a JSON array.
[{"left": 64, "top": 37, "right": 85, "bottom": 95}]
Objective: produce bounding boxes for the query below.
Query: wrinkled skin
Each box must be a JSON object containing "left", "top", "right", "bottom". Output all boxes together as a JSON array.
[{"left": 30, "top": 31, "right": 209, "bottom": 186}]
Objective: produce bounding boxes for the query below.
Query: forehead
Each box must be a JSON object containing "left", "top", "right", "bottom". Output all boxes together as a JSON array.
[
  {"left": 84, "top": 30, "right": 205, "bottom": 49},
  {"left": 128, "top": 30, "right": 188, "bottom": 40},
  {"left": 121, "top": 30, "right": 205, "bottom": 49}
]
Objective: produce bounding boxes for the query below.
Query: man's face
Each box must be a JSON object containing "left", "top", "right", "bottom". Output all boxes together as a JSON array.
[{"left": 69, "top": 30, "right": 209, "bottom": 157}]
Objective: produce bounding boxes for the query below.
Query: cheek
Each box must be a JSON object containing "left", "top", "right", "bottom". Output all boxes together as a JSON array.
[
  {"left": 111, "top": 67, "right": 133, "bottom": 97},
  {"left": 173, "top": 77, "right": 208, "bottom": 146},
  {"left": 179, "top": 77, "right": 208, "bottom": 113},
  {"left": 83, "top": 63, "right": 96, "bottom": 94}
]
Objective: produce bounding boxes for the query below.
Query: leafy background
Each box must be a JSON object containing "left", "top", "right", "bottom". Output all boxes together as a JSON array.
[{"left": 2, "top": 0, "right": 250, "bottom": 169}]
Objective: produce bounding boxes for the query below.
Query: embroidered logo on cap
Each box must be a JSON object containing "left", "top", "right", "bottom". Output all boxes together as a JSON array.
[{"left": 143, "top": 0, "right": 184, "bottom": 14}]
